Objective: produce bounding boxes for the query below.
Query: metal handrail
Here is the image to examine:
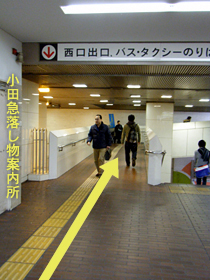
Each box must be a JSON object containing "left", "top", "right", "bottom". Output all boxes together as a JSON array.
[
  {"left": 145, "top": 150, "right": 166, "bottom": 155},
  {"left": 58, "top": 137, "right": 88, "bottom": 151},
  {"left": 145, "top": 150, "right": 166, "bottom": 165}
]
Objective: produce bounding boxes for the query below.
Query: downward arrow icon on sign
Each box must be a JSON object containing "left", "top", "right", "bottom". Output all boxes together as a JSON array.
[{"left": 43, "top": 47, "right": 55, "bottom": 58}]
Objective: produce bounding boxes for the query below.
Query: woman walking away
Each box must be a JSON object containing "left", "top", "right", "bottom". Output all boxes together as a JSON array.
[{"left": 194, "top": 140, "right": 210, "bottom": 185}]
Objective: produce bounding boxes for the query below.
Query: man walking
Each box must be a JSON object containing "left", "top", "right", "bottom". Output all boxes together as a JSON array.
[
  {"left": 121, "top": 114, "right": 141, "bottom": 167},
  {"left": 114, "top": 120, "right": 123, "bottom": 143},
  {"left": 87, "top": 114, "right": 112, "bottom": 177}
]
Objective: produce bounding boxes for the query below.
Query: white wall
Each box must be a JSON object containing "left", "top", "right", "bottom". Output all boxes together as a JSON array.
[
  {"left": 39, "top": 102, "right": 47, "bottom": 128},
  {"left": 46, "top": 109, "right": 210, "bottom": 133},
  {"left": 46, "top": 109, "right": 146, "bottom": 132},
  {"left": 21, "top": 79, "right": 39, "bottom": 182},
  {"left": 0, "top": 28, "right": 22, "bottom": 84},
  {"left": 173, "top": 112, "right": 210, "bottom": 123},
  {"left": 0, "top": 28, "right": 22, "bottom": 214},
  {"left": 49, "top": 127, "right": 92, "bottom": 179},
  {"left": 172, "top": 121, "right": 210, "bottom": 158}
]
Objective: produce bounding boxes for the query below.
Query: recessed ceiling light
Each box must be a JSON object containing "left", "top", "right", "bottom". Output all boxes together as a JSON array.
[
  {"left": 90, "top": 94, "right": 100, "bottom": 97},
  {"left": 130, "top": 95, "right": 141, "bottom": 98},
  {"left": 100, "top": 100, "right": 108, "bottom": 102},
  {"left": 127, "top": 85, "right": 141, "bottom": 89},
  {"left": 199, "top": 99, "right": 209, "bottom": 102},
  {"left": 39, "top": 103, "right": 42, "bottom": 105},
  {"left": 134, "top": 104, "right": 141, "bottom": 106},
  {"left": 185, "top": 105, "right": 194, "bottom": 107},
  {"left": 132, "top": 100, "right": 141, "bottom": 103},
  {"left": 68, "top": 103, "right": 76, "bottom": 105},
  {"left": 73, "top": 84, "right": 87, "bottom": 88},
  {"left": 161, "top": 95, "right": 172, "bottom": 98},
  {"left": 32, "top": 93, "right": 39, "bottom": 96},
  {"left": 60, "top": 2, "right": 210, "bottom": 14},
  {"left": 38, "top": 88, "right": 50, "bottom": 92},
  {"left": 83, "top": 107, "right": 89, "bottom": 109},
  {"left": 43, "top": 96, "right": 53, "bottom": 99},
  {"left": 106, "top": 104, "right": 113, "bottom": 106}
]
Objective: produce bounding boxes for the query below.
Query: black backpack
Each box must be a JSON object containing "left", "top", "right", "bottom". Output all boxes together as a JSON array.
[
  {"left": 198, "top": 148, "right": 210, "bottom": 162},
  {"left": 127, "top": 124, "right": 137, "bottom": 143}
]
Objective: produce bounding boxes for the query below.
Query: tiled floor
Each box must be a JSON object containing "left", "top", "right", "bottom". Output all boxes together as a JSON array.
[{"left": 0, "top": 144, "right": 210, "bottom": 280}]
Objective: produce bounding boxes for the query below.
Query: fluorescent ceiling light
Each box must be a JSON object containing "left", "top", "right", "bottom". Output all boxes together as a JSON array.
[
  {"left": 154, "top": 105, "right": 161, "bottom": 107},
  {"left": 130, "top": 95, "right": 141, "bottom": 98},
  {"left": 68, "top": 103, "right": 76, "bottom": 105},
  {"left": 23, "top": 98, "right": 30, "bottom": 101},
  {"left": 43, "top": 96, "right": 53, "bottom": 99},
  {"left": 134, "top": 104, "right": 141, "bottom": 106},
  {"left": 132, "top": 100, "right": 141, "bottom": 103},
  {"left": 161, "top": 95, "right": 172, "bottom": 98},
  {"left": 90, "top": 94, "right": 100, "bottom": 97},
  {"left": 38, "top": 103, "right": 42, "bottom": 105},
  {"left": 83, "top": 107, "right": 89, "bottom": 109},
  {"left": 199, "top": 99, "right": 209, "bottom": 102},
  {"left": 73, "top": 84, "right": 87, "bottom": 88},
  {"left": 32, "top": 93, "right": 39, "bottom": 96},
  {"left": 185, "top": 105, "right": 194, "bottom": 107},
  {"left": 106, "top": 104, "right": 113, "bottom": 106},
  {"left": 100, "top": 100, "right": 108, "bottom": 102},
  {"left": 127, "top": 85, "right": 141, "bottom": 89},
  {"left": 60, "top": 2, "right": 210, "bottom": 14},
  {"left": 38, "top": 88, "right": 50, "bottom": 92}
]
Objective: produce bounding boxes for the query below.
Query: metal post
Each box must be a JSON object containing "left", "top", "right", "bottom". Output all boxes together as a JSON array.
[
  {"left": 36, "top": 128, "right": 38, "bottom": 174},
  {"left": 39, "top": 129, "right": 41, "bottom": 174},
  {"left": 46, "top": 129, "right": 48, "bottom": 173},
  {"left": 42, "top": 129, "right": 44, "bottom": 174},
  {"left": 32, "top": 128, "right": 35, "bottom": 173}
]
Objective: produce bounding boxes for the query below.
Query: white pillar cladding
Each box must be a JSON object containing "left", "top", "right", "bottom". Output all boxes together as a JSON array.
[
  {"left": 21, "top": 79, "right": 39, "bottom": 183},
  {"left": 146, "top": 128, "right": 163, "bottom": 185},
  {"left": 0, "top": 28, "right": 22, "bottom": 214},
  {"left": 146, "top": 103, "right": 174, "bottom": 183}
]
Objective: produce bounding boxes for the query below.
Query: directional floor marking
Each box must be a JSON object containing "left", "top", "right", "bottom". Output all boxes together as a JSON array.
[{"left": 0, "top": 145, "right": 123, "bottom": 280}]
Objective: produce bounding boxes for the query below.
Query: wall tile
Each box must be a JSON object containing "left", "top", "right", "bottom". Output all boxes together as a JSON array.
[
  {"left": 172, "top": 130, "right": 188, "bottom": 157},
  {"left": 187, "top": 129, "right": 203, "bottom": 156}
]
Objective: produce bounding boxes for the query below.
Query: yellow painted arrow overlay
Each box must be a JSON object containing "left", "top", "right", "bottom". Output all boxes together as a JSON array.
[{"left": 39, "top": 158, "right": 119, "bottom": 280}]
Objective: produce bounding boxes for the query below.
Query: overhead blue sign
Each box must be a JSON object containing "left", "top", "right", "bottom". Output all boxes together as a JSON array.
[{"left": 109, "top": 114, "right": 115, "bottom": 128}]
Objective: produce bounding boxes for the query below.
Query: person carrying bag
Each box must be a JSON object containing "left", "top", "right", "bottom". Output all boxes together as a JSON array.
[{"left": 194, "top": 140, "right": 210, "bottom": 185}]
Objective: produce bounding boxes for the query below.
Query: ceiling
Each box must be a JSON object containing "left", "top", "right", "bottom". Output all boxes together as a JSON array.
[
  {"left": 22, "top": 64, "right": 210, "bottom": 111},
  {"left": 1, "top": 0, "right": 210, "bottom": 111}
]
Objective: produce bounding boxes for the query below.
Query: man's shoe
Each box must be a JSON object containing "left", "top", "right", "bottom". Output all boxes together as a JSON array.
[
  {"left": 96, "top": 173, "right": 102, "bottom": 177},
  {"left": 126, "top": 163, "right": 130, "bottom": 167},
  {"left": 132, "top": 158, "right": 136, "bottom": 167}
]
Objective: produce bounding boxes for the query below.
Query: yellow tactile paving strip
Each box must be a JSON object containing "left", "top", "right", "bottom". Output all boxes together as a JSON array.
[
  {"left": 22, "top": 236, "right": 54, "bottom": 250},
  {"left": 33, "top": 226, "right": 62, "bottom": 238},
  {"left": 0, "top": 263, "right": 33, "bottom": 280},
  {"left": 0, "top": 145, "right": 122, "bottom": 280},
  {"left": 169, "top": 185, "right": 210, "bottom": 195}
]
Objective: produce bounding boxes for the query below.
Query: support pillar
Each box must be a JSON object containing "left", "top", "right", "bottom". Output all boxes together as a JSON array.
[{"left": 146, "top": 103, "right": 174, "bottom": 183}]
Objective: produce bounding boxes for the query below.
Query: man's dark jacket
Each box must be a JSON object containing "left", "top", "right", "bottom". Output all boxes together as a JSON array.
[{"left": 87, "top": 122, "right": 112, "bottom": 149}]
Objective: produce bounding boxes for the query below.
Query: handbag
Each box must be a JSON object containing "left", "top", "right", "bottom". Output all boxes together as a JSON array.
[
  {"left": 194, "top": 165, "right": 210, "bottom": 178},
  {"left": 104, "top": 148, "right": 112, "bottom": 160}
]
